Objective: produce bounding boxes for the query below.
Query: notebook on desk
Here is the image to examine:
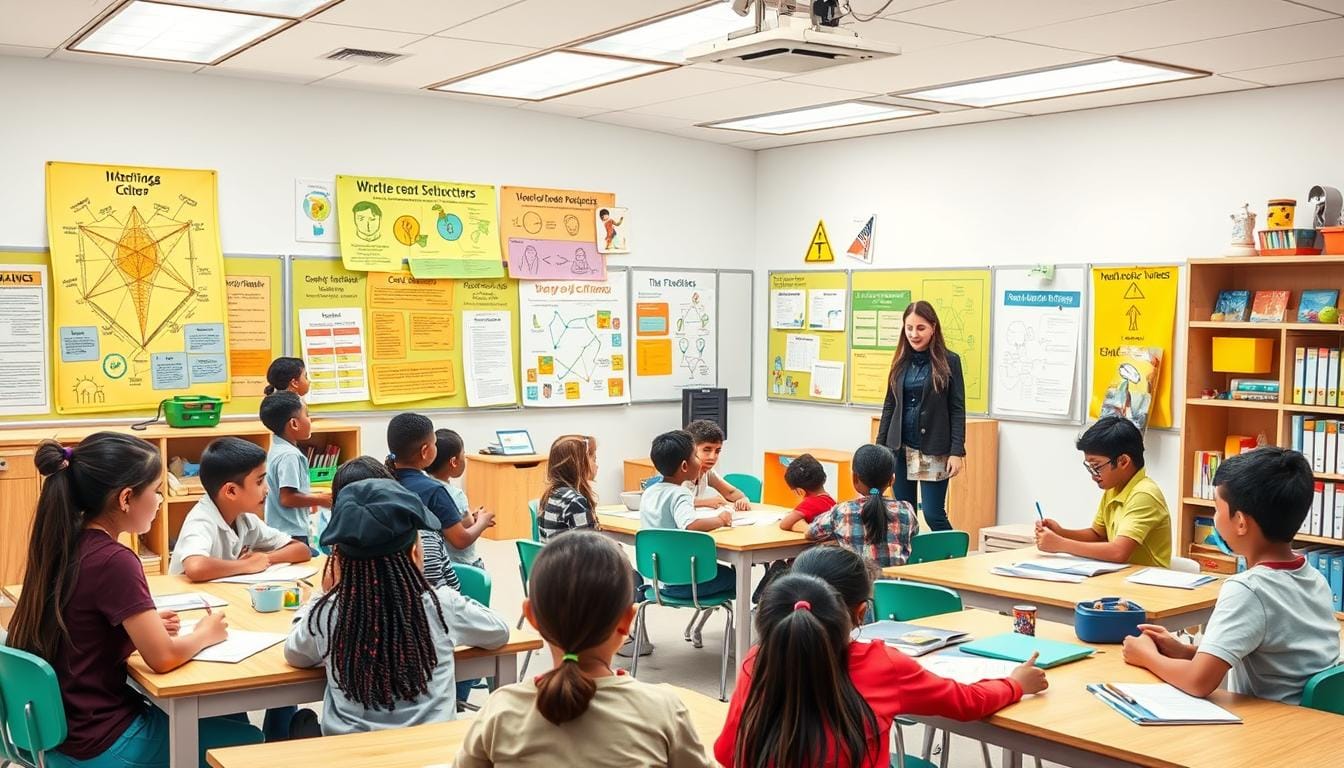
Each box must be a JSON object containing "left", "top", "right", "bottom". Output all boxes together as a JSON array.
[
  {"left": 855, "top": 620, "right": 970, "bottom": 657},
  {"left": 1088, "top": 682, "right": 1242, "bottom": 725},
  {"left": 960, "top": 632, "right": 1094, "bottom": 668}
]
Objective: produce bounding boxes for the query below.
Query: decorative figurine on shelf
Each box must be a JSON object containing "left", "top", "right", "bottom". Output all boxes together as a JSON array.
[
  {"left": 1225, "top": 204, "right": 1256, "bottom": 257},
  {"left": 1266, "top": 198, "right": 1296, "bottom": 230},
  {"left": 1200, "top": 388, "right": 1221, "bottom": 399},
  {"left": 1308, "top": 185, "right": 1343, "bottom": 229}
]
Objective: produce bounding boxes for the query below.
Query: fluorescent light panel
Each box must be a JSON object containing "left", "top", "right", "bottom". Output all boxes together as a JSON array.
[
  {"left": 899, "top": 57, "right": 1206, "bottom": 107},
  {"left": 165, "top": 0, "right": 333, "bottom": 17},
  {"left": 706, "top": 101, "right": 929, "bottom": 135},
  {"left": 435, "top": 51, "right": 671, "bottom": 100},
  {"left": 577, "top": 2, "right": 777, "bottom": 63},
  {"left": 72, "top": 1, "right": 287, "bottom": 64}
]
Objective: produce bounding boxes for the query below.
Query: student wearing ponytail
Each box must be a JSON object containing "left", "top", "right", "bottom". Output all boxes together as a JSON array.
[
  {"left": 456, "top": 530, "right": 712, "bottom": 768},
  {"left": 805, "top": 443, "right": 919, "bottom": 567},
  {"left": 9, "top": 433, "right": 262, "bottom": 767},
  {"left": 263, "top": 356, "right": 309, "bottom": 397}
]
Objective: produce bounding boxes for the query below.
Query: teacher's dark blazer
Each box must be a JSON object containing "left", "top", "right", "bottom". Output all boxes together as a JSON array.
[{"left": 875, "top": 351, "right": 966, "bottom": 458}]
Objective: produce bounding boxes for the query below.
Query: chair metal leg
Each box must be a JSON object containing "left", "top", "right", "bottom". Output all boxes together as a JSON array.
[
  {"left": 630, "top": 604, "right": 649, "bottom": 677},
  {"left": 921, "top": 727, "right": 936, "bottom": 760},
  {"left": 1033, "top": 758, "right": 1042, "bottom": 768},
  {"left": 980, "top": 740, "right": 993, "bottom": 768},
  {"left": 719, "top": 604, "right": 734, "bottom": 701},
  {"left": 938, "top": 728, "right": 950, "bottom": 768},
  {"left": 692, "top": 605, "right": 715, "bottom": 648},
  {"left": 519, "top": 649, "right": 533, "bottom": 678},
  {"left": 894, "top": 724, "right": 909, "bottom": 768}
]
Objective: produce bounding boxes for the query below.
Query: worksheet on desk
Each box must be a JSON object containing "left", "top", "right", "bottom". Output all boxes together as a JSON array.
[
  {"left": 179, "top": 621, "right": 286, "bottom": 664},
  {"left": 209, "top": 564, "right": 317, "bottom": 584},
  {"left": 153, "top": 592, "right": 228, "bottom": 611}
]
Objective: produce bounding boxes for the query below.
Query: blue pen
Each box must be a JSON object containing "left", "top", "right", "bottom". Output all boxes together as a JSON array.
[{"left": 1035, "top": 502, "right": 1044, "bottom": 521}]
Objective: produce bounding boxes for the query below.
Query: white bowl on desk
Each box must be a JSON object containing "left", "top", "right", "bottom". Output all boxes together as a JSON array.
[{"left": 620, "top": 491, "right": 642, "bottom": 511}]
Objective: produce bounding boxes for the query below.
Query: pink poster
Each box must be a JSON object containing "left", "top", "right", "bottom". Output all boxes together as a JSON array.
[{"left": 507, "top": 238, "right": 607, "bottom": 281}]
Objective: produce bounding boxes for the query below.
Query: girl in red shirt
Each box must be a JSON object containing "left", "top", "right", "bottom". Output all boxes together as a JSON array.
[{"left": 716, "top": 547, "right": 1047, "bottom": 767}]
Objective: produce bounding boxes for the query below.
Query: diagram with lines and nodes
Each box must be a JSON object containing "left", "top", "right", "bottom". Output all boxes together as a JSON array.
[{"left": 519, "top": 276, "right": 630, "bottom": 407}]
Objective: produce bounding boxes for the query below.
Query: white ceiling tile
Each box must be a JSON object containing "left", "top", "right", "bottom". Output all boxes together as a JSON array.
[
  {"left": 439, "top": 0, "right": 699, "bottom": 49},
  {"left": 214, "top": 21, "right": 423, "bottom": 79},
  {"left": 0, "top": 44, "right": 54, "bottom": 58},
  {"left": 322, "top": 36, "right": 534, "bottom": 89},
  {"left": 1226, "top": 54, "right": 1344, "bottom": 85},
  {"left": 891, "top": 0, "right": 1161, "bottom": 36},
  {"left": 789, "top": 36, "right": 1089, "bottom": 92},
  {"left": 1002, "top": 73, "right": 1259, "bottom": 114},
  {"left": 1287, "top": 0, "right": 1344, "bottom": 11},
  {"left": 1004, "top": 0, "right": 1333, "bottom": 54},
  {"left": 197, "top": 66, "right": 317, "bottom": 83},
  {"left": 547, "top": 66, "right": 764, "bottom": 110},
  {"left": 584, "top": 110, "right": 744, "bottom": 143},
  {"left": 627, "top": 79, "right": 874, "bottom": 122},
  {"left": 0, "top": 0, "right": 119, "bottom": 48},
  {"left": 517, "top": 101, "right": 609, "bottom": 117},
  {"left": 1133, "top": 18, "right": 1344, "bottom": 72},
  {"left": 731, "top": 108, "right": 1022, "bottom": 148},
  {"left": 837, "top": 18, "right": 978, "bottom": 50},
  {"left": 313, "top": 0, "right": 522, "bottom": 34},
  {"left": 49, "top": 46, "right": 204, "bottom": 72}
]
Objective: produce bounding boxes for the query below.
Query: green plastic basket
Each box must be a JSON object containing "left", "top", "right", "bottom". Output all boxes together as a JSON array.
[
  {"left": 309, "top": 465, "right": 337, "bottom": 485},
  {"left": 162, "top": 396, "right": 223, "bottom": 428}
]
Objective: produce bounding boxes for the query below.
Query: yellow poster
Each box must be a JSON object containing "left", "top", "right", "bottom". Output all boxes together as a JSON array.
[
  {"left": 366, "top": 270, "right": 457, "bottom": 404},
  {"left": 46, "top": 161, "right": 229, "bottom": 413},
  {"left": 223, "top": 256, "right": 283, "bottom": 410},
  {"left": 636, "top": 338, "right": 673, "bottom": 376},
  {"left": 1090, "top": 265, "right": 1179, "bottom": 429},
  {"left": 335, "top": 174, "right": 504, "bottom": 279},
  {"left": 767, "top": 271, "right": 848, "bottom": 402},
  {"left": 499, "top": 186, "right": 616, "bottom": 280}
]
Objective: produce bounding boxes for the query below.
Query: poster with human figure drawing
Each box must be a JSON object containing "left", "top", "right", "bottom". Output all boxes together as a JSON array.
[
  {"left": 519, "top": 275, "right": 629, "bottom": 407},
  {"left": 500, "top": 186, "right": 615, "bottom": 280}
]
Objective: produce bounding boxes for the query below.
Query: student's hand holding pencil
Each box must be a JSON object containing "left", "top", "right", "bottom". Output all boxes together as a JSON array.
[
  {"left": 192, "top": 611, "right": 229, "bottom": 647},
  {"left": 159, "top": 610, "right": 181, "bottom": 636},
  {"left": 1009, "top": 651, "right": 1048, "bottom": 694},
  {"left": 238, "top": 551, "right": 271, "bottom": 574}
]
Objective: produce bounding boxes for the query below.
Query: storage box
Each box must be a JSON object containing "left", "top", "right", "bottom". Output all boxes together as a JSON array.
[
  {"left": 1074, "top": 598, "right": 1146, "bottom": 643},
  {"left": 1212, "top": 336, "right": 1274, "bottom": 374},
  {"left": 1322, "top": 226, "right": 1344, "bottom": 255},
  {"left": 308, "top": 465, "right": 337, "bottom": 485},
  {"left": 162, "top": 396, "right": 223, "bottom": 428},
  {"left": 1189, "top": 543, "right": 1245, "bottom": 574}
]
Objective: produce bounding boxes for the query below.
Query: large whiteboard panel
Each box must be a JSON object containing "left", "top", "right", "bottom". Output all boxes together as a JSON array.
[
  {"left": 629, "top": 268, "right": 717, "bottom": 402},
  {"left": 991, "top": 265, "right": 1088, "bottom": 424},
  {"left": 718, "top": 270, "right": 753, "bottom": 400}
]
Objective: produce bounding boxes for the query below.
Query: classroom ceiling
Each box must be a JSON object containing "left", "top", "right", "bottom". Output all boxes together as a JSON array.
[{"left": 5, "top": 0, "right": 1344, "bottom": 149}]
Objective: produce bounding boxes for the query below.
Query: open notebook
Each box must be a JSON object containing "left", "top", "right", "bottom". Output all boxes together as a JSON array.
[
  {"left": 1089, "top": 683, "right": 1242, "bottom": 725},
  {"left": 179, "top": 621, "right": 286, "bottom": 664},
  {"left": 1125, "top": 568, "right": 1218, "bottom": 589},
  {"left": 855, "top": 621, "right": 970, "bottom": 657},
  {"left": 210, "top": 564, "right": 317, "bottom": 584}
]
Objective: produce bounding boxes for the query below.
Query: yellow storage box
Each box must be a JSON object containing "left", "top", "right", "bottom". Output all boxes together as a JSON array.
[{"left": 1212, "top": 337, "right": 1274, "bottom": 374}]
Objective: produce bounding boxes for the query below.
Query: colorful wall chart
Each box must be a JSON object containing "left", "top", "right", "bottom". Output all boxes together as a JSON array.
[
  {"left": 46, "top": 161, "right": 230, "bottom": 414},
  {"left": 0, "top": 258, "right": 50, "bottom": 416},
  {"left": 500, "top": 186, "right": 615, "bottom": 280},
  {"left": 767, "top": 271, "right": 848, "bottom": 403},
  {"left": 519, "top": 274, "right": 630, "bottom": 407},
  {"left": 848, "top": 270, "right": 991, "bottom": 413},
  {"left": 630, "top": 269, "right": 716, "bottom": 401},
  {"left": 295, "top": 178, "right": 337, "bottom": 243},
  {"left": 335, "top": 174, "right": 503, "bottom": 278},
  {"left": 1090, "top": 265, "right": 1179, "bottom": 429},
  {"left": 366, "top": 270, "right": 457, "bottom": 404},
  {"left": 223, "top": 256, "right": 284, "bottom": 412},
  {"left": 991, "top": 266, "right": 1086, "bottom": 421}
]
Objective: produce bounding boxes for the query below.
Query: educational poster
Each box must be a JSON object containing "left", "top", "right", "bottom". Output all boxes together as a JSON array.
[
  {"left": 595, "top": 206, "right": 628, "bottom": 254},
  {"left": 630, "top": 269, "right": 716, "bottom": 401},
  {"left": 500, "top": 186, "right": 615, "bottom": 280},
  {"left": 519, "top": 274, "right": 630, "bottom": 407},
  {"left": 991, "top": 266, "right": 1086, "bottom": 420},
  {"left": 0, "top": 263, "right": 50, "bottom": 415},
  {"left": 335, "top": 174, "right": 504, "bottom": 278},
  {"left": 846, "top": 215, "right": 875, "bottom": 264},
  {"left": 46, "top": 161, "right": 230, "bottom": 413},
  {"left": 295, "top": 178, "right": 337, "bottom": 243},
  {"left": 463, "top": 309, "right": 517, "bottom": 407},
  {"left": 365, "top": 270, "right": 457, "bottom": 405},
  {"left": 848, "top": 270, "right": 991, "bottom": 413},
  {"left": 1090, "top": 265, "right": 1179, "bottom": 429},
  {"left": 291, "top": 259, "right": 370, "bottom": 405},
  {"left": 223, "top": 256, "right": 284, "bottom": 407},
  {"left": 766, "top": 271, "right": 847, "bottom": 402},
  {"left": 808, "top": 289, "right": 847, "bottom": 331}
]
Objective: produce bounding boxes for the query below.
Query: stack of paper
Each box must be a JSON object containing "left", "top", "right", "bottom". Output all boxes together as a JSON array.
[
  {"left": 153, "top": 592, "right": 228, "bottom": 612},
  {"left": 179, "top": 621, "right": 286, "bottom": 664},
  {"left": 1089, "top": 682, "right": 1242, "bottom": 725},
  {"left": 210, "top": 564, "right": 316, "bottom": 584},
  {"left": 856, "top": 620, "right": 970, "bottom": 657},
  {"left": 989, "top": 565, "right": 1086, "bottom": 583},
  {"left": 918, "top": 652, "right": 1018, "bottom": 685},
  {"left": 1125, "top": 568, "right": 1218, "bottom": 589},
  {"left": 1013, "top": 555, "right": 1130, "bottom": 576},
  {"left": 731, "top": 512, "right": 785, "bottom": 527}
]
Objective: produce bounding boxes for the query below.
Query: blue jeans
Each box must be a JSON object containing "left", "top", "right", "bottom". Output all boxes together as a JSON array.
[
  {"left": 892, "top": 447, "right": 951, "bottom": 532},
  {"left": 48, "top": 706, "right": 262, "bottom": 768},
  {"left": 659, "top": 564, "right": 736, "bottom": 601}
]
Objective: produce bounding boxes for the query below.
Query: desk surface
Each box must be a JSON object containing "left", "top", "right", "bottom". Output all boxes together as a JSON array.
[
  {"left": 884, "top": 548, "right": 1222, "bottom": 620},
  {"left": 465, "top": 452, "right": 547, "bottom": 465},
  {"left": 4, "top": 569, "right": 543, "bottom": 699},
  {"left": 597, "top": 503, "right": 808, "bottom": 552},
  {"left": 205, "top": 683, "right": 727, "bottom": 768},
  {"left": 914, "top": 610, "right": 1342, "bottom": 768}
]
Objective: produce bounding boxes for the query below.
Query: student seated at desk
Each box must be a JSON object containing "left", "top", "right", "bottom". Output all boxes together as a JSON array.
[
  {"left": 537, "top": 434, "right": 599, "bottom": 541},
  {"left": 386, "top": 413, "right": 495, "bottom": 557},
  {"left": 9, "top": 433, "right": 262, "bottom": 768},
  {"left": 260, "top": 392, "right": 332, "bottom": 549},
  {"left": 456, "top": 531, "right": 713, "bottom": 768},
  {"left": 806, "top": 444, "right": 918, "bottom": 568},
  {"left": 1036, "top": 416, "right": 1172, "bottom": 567},
  {"left": 1122, "top": 447, "right": 1340, "bottom": 704},
  {"left": 426, "top": 428, "right": 493, "bottom": 569},
  {"left": 684, "top": 419, "right": 751, "bottom": 512},
  {"left": 778, "top": 452, "right": 837, "bottom": 532},
  {"left": 639, "top": 431, "right": 736, "bottom": 594},
  {"left": 285, "top": 479, "right": 509, "bottom": 734},
  {"left": 169, "top": 437, "right": 310, "bottom": 580}
]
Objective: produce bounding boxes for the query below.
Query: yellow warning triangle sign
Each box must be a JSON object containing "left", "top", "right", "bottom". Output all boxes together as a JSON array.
[{"left": 804, "top": 219, "right": 835, "bottom": 263}]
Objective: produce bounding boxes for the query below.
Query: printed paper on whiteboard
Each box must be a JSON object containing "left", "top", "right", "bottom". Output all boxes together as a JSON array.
[
  {"left": 771, "top": 290, "right": 805, "bottom": 329},
  {"left": 784, "top": 333, "right": 820, "bottom": 372},
  {"left": 810, "top": 360, "right": 845, "bottom": 400},
  {"left": 807, "top": 289, "right": 847, "bottom": 331}
]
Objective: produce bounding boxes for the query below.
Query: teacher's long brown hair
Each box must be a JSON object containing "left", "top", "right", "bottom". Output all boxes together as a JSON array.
[{"left": 886, "top": 300, "right": 952, "bottom": 393}]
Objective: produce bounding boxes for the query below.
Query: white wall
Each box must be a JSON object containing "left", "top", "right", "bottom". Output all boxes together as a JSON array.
[
  {"left": 752, "top": 78, "right": 1344, "bottom": 531},
  {"left": 0, "top": 57, "right": 758, "bottom": 500}
]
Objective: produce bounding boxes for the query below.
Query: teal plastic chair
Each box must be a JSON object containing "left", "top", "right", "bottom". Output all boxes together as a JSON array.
[
  {"left": 872, "top": 580, "right": 963, "bottom": 621},
  {"left": 515, "top": 539, "right": 545, "bottom": 676},
  {"left": 452, "top": 563, "right": 492, "bottom": 606},
  {"left": 1302, "top": 664, "right": 1344, "bottom": 715},
  {"left": 527, "top": 500, "right": 540, "bottom": 542},
  {"left": 722, "top": 473, "right": 763, "bottom": 504},
  {"left": 907, "top": 530, "right": 970, "bottom": 565},
  {"left": 632, "top": 529, "right": 735, "bottom": 700},
  {"left": 0, "top": 646, "right": 67, "bottom": 768}
]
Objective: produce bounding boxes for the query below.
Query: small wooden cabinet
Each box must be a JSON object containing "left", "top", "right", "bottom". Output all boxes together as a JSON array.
[
  {"left": 465, "top": 453, "right": 549, "bottom": 540},
  {"left": 870, "top": 416, "right": 999, "bottom": 545},
  {"left": 762, "top": 448, "right": 853, "bottom": 508},
  {"left": 0, "top": 450, "right": 41, "bottom": 587}
]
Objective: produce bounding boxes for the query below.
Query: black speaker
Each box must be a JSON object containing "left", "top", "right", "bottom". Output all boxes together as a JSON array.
[{"left": 682, "top": 387, "right": 727, "bottom": 440}]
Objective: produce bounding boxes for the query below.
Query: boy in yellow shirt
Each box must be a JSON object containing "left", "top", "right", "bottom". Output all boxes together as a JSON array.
[{"left": 1036, "top": 416, "right": 1171, "bottom": 566}]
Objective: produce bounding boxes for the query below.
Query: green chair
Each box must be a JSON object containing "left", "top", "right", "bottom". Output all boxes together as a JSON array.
[
  {"left": 1302, "top": 664, "right": 1344, "bottom": 715},
  {"left": 0, "top": 646, "right": 67, "bottom": 768},
  {"left": 872, "top": 581, "right": 963, "bottom": 622},
  {"left": 722, "top": 473, "right": 763, "bottom": 504},
  {"left": 631, "top": 529, "right": 735, "bottom": 701},
  {"left": 907, "top": 530, "right": 970, "bottom": 565},
  {"left": 528, "top": 500, "right": 540, "bottom": 542},
  {"left": 452, "top": 563, "right": 492, "bottom": 606},
  {"left": 515, "top": 539, "right": 545, "bottom": 676}
]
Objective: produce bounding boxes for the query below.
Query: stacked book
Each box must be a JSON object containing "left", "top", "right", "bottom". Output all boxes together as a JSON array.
[
  {"left": 1191, "top": 451, "right": 1222, "bottom": 500},
  {"left": 1300, "top": 546, "right": 1344, "bottom": 611},
  {"left": 1291, "top": 415, "right": 1344, "bottom": 475},
  {"left": 1228, "top": 378, "right": 1278, "bottom": 402},
  {"left": 1292, "top": 347, "right": 1344, "bottom": 406},
  {"left": 1299, "top": 481, "right": 1344, "bottom": 540}
]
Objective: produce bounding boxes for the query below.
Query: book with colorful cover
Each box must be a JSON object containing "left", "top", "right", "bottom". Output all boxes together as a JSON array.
[
  {"left": 1249, "top": 290, "right": 1290, "bottom": 322},
  {"left": 1212, "top": 290, "right": 1250, "bottom": 322},
  {"left": 1297, "top": 289, "right": 1340, "bottom": 323}
]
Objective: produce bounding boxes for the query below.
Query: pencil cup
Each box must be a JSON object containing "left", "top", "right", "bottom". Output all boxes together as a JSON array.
[
  {"left": 1266, "top": 198, "right": 1296, "bottom": 229},
  {"left": 1012, "top": 605, "right": 1037, "bottom": 636},
  {"left": 248, "top": 583, "right": 287, "bottom": 613}
]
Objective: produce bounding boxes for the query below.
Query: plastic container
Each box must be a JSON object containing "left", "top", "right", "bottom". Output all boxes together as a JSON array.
[
  {"left": 620, "top": 490, "right": 643, "bottom": 511},
  {"left": 1321, "top": 226, "right": 1344, "bottom": 255},
  {"left": 1257, "top": 228, "right": 1321, "bottom": 256},
  {"left": 1074, "top": 597, "right": 1146, "bottom": 643},
  {"left": 162, "top": 396, "right": 223, "bottom": 428},
  {"left": 1266, "top": 198, "right": 1296, "bottom": 229},
  {"left": 1212, "top": 336, "right": 1274, "bottom": 374},
  {"left": 308, "top": 465, "right": 337, "bottom": 485}
]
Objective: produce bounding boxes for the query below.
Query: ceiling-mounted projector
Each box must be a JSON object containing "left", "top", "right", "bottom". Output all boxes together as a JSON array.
[{"left": 687, "top": 7, "right": 898, "bottom": 74}]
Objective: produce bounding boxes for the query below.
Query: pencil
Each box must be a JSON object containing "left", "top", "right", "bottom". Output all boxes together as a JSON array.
[
  {"left": 198, "top": 596, "right": 212, "bottom": 615},
  {"left": 1035, "top": 501, "right": 1044, "bottom": 521}
]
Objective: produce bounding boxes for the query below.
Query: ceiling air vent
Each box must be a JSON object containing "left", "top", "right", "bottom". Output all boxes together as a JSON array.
[{"left": 323, "top": 48, "right": 406, "bottom": 66}]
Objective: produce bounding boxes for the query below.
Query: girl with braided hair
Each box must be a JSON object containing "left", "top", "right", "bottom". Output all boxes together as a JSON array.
[{"left": 284, "top": 478, "right": 508, "bottom": 735}]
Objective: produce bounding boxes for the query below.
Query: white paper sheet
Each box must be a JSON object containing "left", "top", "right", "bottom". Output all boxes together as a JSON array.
[
  {"left": 809, "top": 360, "right": 845, "bottom": 400},
  {"left": 807, "top": 289, "right": 847, "bottom": 331},
  {"left": 770, "top": 290, "right": 805, "bottom": 329},
  {"left": 210, "top": 564, "right": 316, "bottom": 584},
  {"left": 462, "top": 310, "right": 517, "bottom": 407},
  {"left": 1125, "top": 568, "right": 1217, "bottom": 589},
  {"left": 180, "top": 621, "right": 286, "bottom": 664},
  {"left": 989, "top": 565, "right": 1085, "bottom": 583},
  {"left": 784, "top": 333, "right": 820, "bottom": 372},
  {"left": 153, "top": 592, "right": 228, "bottom": 612},
  {"left": 0, "top": 263, "right": 51, "bottom": 416},
  {"left": 1012, "top": 554, "right": 1128, "bottom": 576},
  {"left": 1113, "top": 683, "right": 1241, "bottom": 722},
  {"left": 919, "top": 654, "right": 1018, "bottom": 685}
]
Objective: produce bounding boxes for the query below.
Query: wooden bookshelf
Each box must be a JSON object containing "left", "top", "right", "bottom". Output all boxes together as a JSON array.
[{"left": 1179, "top": 257, "right": 1344, "bottom": 566}]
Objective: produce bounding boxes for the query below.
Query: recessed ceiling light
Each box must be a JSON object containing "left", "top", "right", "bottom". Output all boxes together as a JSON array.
[
  {"left": 897, "top": 57, "right": 1207, "bottom": 107},
  {"left": 576, "top": 2, "right": 777, "bottom": 63},
  {"left": 704, "top": 100, "right": 931, "bottom": 134},
  {"left": 165, "top": 0, "right": 335, "bottom": 18},
  {"left": 71, "top": 1, "right": 289, "bottom": 65},
  {"left": 432, "top": 51, "right": 673, "bottom": 101}
]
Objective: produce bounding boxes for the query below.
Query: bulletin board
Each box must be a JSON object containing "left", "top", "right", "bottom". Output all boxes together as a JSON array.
[{"left": 766, "top": 270, "right": 849, "bottom": 404}]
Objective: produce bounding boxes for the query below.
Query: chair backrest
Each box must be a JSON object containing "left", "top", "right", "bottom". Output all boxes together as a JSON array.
[
  {"left": 907, "top": 530, "right": 970, "bottom": 564},
  {"left": 452, "top": 563, "right": 492, "bottom": 606},
  {"left": 0, "top": 645, "right": 67, "bottom": 762},
  {"left": 722, "top": 473, "right": 763, "bottom": 504},
  {"left": 516, "top": 540, "right": 544, "bottom": 597},
  {"left": 640, "top": 474, "right": 663, "bottom": 491},
  {"left": 1168, "top": 556, "right": 1201, "bottom": 574},
  {"left": 1302, "top": 664, "right": 1344, "bottom": 716},
  {"left": 634, "top": 529, "right": 719, "bottom": 588},
  {"left": 528, "top": 499, "right": 539, "bottom": 542},
  {"left": 872, "top": 580, "right": 963, "bottom": 621}
]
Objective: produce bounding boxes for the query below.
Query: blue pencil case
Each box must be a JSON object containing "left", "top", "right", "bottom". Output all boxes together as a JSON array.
[{"left": 1074, "top": 597, "right": 1146, "bottom": 643}]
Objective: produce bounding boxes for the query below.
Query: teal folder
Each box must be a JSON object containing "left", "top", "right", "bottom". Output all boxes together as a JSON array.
[{"left": 959, "top": 632, "right": 1095, "bottom": 668}]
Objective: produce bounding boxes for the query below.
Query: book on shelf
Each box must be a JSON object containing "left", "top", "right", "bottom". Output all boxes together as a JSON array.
[
  {"left": 1295, "top": 347, "right": 1306, "bottom": 403},
  {"left": 1292, "top": 346, "right": 1344, "bottom": 406},
  {"left": 1211, "top": 290, "right": 1250, "bottom": 322},
  {"left": 1192, "top": 451, "right": 1222, "bottom": 500},
  {"left": 1223, "top": 434, "right": 1260, "bottom": 458},
  {"left": 1299, "top": 546, "right": 1344, "bottom": 610},
  {"left": 1249, "top": 290, "right": 1290, "bottom": 322},
  {"left": 1297, "top": 289, "right": 1340, "bottom": 323}
]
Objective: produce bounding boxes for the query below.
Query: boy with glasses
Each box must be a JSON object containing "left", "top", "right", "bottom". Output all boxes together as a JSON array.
[{"left": 1035, "top": 416, "right": 1172, "bottom": 566}]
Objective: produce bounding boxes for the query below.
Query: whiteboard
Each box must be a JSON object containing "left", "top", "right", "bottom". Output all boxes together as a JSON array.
[
  {"left": 718, "top": 270, "right": 753, "bottom": 400},
  {"left": 629, "top": 268, "right": 717, "bottom": 402},
  {"left": 990, "top": 265, "right": 1088, "bottom": 424}
]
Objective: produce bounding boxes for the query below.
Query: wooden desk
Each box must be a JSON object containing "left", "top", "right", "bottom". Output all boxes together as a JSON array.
[
  {"left": 598, "top": 504, "right": 809, "bottom": 674},
  {"left": 870, "top": 415, "right": 999, "bottom": 544},
  {"left": 761, "top": 447, "right": 851, "bottom": 507},
  {"left": 206, "top": 683, "right": 727, "bottom": 768},
  {"left": 464, "top": 453, "right": 548, "bottom": 540},
  {"left": 882, "top": 548, "right": 1220, "bottom": 630},
  {"left": 908, "top": 610, "right": 1344, "bottom": 768},
  {"left": 5, "top": 569, "right": 542, "bottom": 768}
]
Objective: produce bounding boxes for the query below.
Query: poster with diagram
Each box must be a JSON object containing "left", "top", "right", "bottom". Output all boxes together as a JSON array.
[
  {"left": 991, "top": 266, "right": 1086, "bottom": 421},
  {"left": 365, "top": 270, "right": 457, "bottom": 405},
  {"left": 46, "top": 161, "right": 230, "bottom": 413},
  {"left": 519, "top": 274, "right": 629, "bottom": 407},
  {"left": 500, "top": 186, "right": 615, "bottom": 281},
  {"left": 630, "top": 269, "right": 716, "bottom": 401}
]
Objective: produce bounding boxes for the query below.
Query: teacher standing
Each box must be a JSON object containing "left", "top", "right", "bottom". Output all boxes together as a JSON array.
[{"left": 875, "top": 300, "right": 966, "bottom": 532}]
